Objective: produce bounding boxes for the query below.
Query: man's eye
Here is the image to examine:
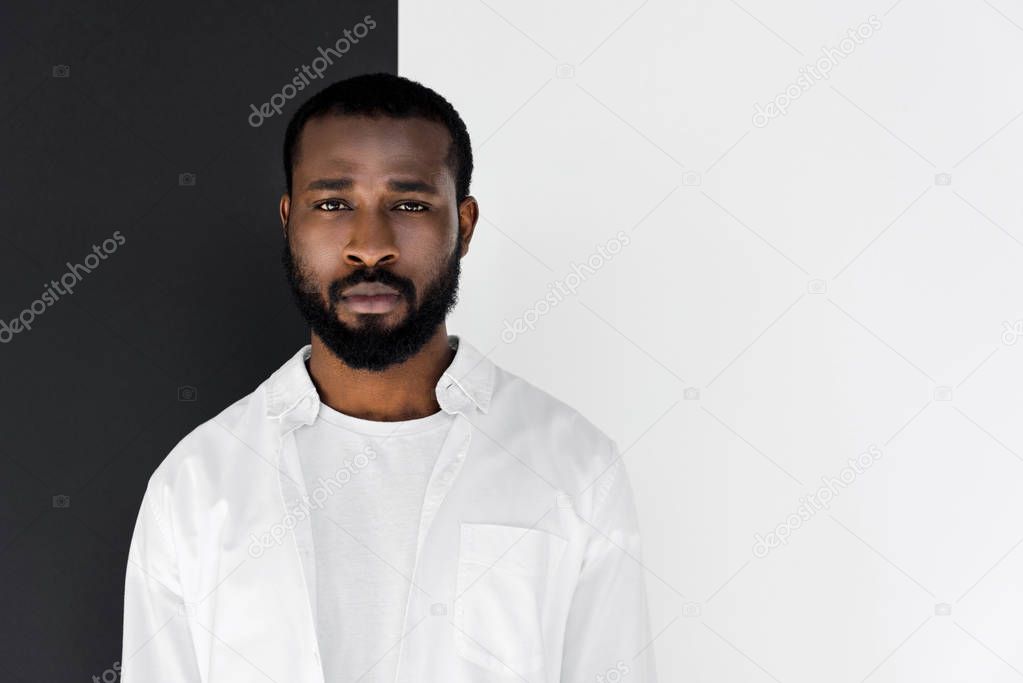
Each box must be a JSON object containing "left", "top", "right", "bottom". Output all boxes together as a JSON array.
[
  {"left": 396, "top": 201, "right": 428, "bottom": 212},
  {"left": 316, "top": 199, "right": 347, "bottom": 211}
]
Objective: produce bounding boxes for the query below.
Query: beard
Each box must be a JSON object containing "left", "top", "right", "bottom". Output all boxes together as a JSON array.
[{"left": 281, "top": 235, "right": 462, "bottom": 372}]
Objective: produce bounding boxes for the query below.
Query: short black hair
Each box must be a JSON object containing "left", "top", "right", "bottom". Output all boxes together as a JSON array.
[{"left": 282, "top": 72, "right": 473, "bottom": 204}]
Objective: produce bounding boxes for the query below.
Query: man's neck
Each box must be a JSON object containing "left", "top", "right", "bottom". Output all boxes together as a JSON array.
[{"left": 305, "top": 327, "right": 456, "bottom": 423}]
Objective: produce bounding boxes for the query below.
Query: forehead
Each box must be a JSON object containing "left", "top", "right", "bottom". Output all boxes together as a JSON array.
[{"left": 293, "top": 114, "right": 452, "bottom": 181}]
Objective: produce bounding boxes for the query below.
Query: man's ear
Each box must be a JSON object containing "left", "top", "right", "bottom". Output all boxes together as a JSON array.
[
  {"left": 457, "top": 196, "right": 480, "bottom": 257},
  {"left": 279, "top": 193, "right": 291, "bottom": 238}
]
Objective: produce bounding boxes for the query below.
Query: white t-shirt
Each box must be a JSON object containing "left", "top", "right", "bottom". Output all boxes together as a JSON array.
[{"left": 294, "top": 399, "right": 455, "bottom": 682}]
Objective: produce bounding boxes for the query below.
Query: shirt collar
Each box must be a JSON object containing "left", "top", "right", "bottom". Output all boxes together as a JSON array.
[{"left": 264, "top": 334, "right": 495, "bottom": 426}]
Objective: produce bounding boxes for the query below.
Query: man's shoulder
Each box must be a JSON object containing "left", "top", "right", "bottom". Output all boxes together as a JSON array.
[
  {"left": 490, "top": 362, "right": 618, "bottom": 467},
  {"left": 147, "top": 372, "right": 272, "bottom": 490}
]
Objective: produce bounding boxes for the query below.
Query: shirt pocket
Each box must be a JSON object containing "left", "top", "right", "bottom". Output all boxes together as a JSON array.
[{"left": 453, "top": 522, "right": 568, "bottom": 677}]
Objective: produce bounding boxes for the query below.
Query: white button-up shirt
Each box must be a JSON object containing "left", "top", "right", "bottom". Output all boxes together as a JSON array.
[{"left": 121, "top": 335, "right": 657, "bottom": 683}]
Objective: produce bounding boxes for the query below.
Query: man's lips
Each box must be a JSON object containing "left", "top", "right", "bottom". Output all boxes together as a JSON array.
[{"left": 340, "top": 292, "right": 401, "bottom": 314}]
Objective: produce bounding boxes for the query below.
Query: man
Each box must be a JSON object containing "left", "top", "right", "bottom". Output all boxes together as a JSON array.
[{"left": 121, "top": 72, "right": 657, "bottom": 683}]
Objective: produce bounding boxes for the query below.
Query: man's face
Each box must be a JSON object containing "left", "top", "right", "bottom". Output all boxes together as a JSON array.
[{"left": 279, "top": 114, "right": 475, "bottom": 372}]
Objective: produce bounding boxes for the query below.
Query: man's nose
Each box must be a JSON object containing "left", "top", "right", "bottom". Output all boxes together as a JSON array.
[{"left": 343, "top": 210, "right": 399, "bottom": 267}]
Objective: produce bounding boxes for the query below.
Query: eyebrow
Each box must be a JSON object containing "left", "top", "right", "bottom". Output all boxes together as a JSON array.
[{"left": 304, "top": 177, "right": 438, "bottom": 194}]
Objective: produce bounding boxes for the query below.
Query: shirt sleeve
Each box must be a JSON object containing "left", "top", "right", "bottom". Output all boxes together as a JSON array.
[
  {"left": 121, "top": 477, "right": 203, "bottom": 683},
  {"left": 561, "top": 444, "right": 659, "bottom": 682}
]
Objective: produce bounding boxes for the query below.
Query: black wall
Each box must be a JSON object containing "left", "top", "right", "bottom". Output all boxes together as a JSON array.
[{"left": 0, "top": 2, "right": 397, "bottom": 679}]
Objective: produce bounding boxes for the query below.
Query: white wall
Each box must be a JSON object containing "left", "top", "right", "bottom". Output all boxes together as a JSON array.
[{"left": 401, "top": 1, "right": 1023, "bottom": 680}]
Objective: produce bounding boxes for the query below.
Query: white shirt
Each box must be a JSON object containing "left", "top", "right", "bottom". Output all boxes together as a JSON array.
[
  {"left": 295, "top": 401, "right": 454, "bottom": 682},
  {"left": 121, "top": 335, "right": 657, "bottom": 683}
]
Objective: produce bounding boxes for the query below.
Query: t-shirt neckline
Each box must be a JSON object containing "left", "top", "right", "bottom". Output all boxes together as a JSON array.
[{"left": 315, "top": 399, "right": 453, "bottom": 436}]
